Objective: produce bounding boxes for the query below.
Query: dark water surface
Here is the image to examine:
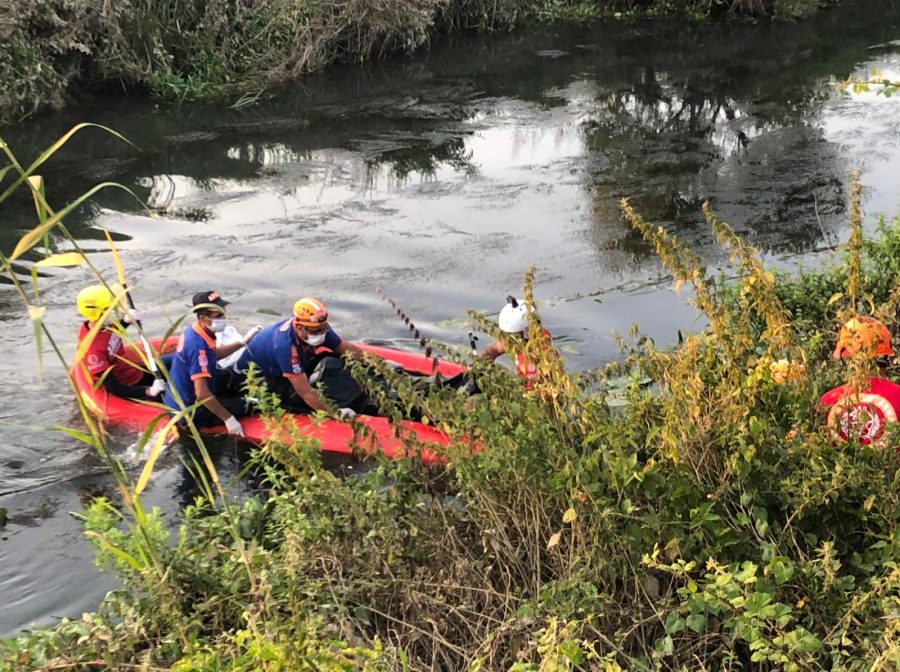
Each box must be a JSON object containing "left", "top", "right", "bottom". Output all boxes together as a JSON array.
[{"left": 2, "top": 2, "right": 900, "bottom": 637}]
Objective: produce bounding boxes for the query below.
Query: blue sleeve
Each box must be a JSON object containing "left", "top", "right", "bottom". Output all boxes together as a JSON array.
[
  {"left": 188, "top": 341, "right": 214, "bottom": 380},
  {"left": 279, "top": 335, "right": 304, "bottom": 377},
  {"left": 324, "top": 327, "right": 342, "bottom": 350}
]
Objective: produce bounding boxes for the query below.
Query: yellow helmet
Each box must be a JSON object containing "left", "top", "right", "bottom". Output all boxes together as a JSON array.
[
  {"left": 292, "top": 297, "right": 328, "bottom": 331},
  {"left": 77, "top": 285, "right": 116, "bottom": 322}
]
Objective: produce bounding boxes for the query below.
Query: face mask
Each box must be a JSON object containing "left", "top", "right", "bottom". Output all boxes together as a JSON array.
[
  {"left": 304, "top": 331, "right": 326, "bottom": 347},
  {"left": 210, "top": 318, "right": 228, "bottom": 333}
]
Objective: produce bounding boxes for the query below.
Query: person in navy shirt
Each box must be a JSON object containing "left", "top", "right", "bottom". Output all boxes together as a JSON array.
[
  {"left": 232, "top": 297, "right": 367, "bottom": 417},
  {"left": 163, "top": 291, "right": 262, "bottom": 436}
]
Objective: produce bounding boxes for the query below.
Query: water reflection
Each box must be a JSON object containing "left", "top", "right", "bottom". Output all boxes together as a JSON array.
[
  {"left": 4, "top": 3, "right": 897, "bottom": 261},
  {"left": 364, "top": 135, "right": 476, "bottom": 181},
  {"left": 225, "top": 142, "right": 313, "bottom": 166}
]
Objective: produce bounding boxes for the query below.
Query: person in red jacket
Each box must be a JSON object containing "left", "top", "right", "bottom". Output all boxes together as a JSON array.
[
  {"left": 75, "top": 284, "right": 166, "bottom": 400},
  {"left": 820, "top": 316, "right": 900, "bottom": 446}
]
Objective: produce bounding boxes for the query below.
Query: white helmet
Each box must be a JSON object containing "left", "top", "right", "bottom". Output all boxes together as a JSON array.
[{"left": 498, "top": 296, "right": 529, "bottom": 334}]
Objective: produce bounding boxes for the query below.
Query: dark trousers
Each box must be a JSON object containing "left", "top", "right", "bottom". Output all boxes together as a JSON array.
[
  {"left": 216, "top": 368, "right": 248, "bottom": 397},
  {"left": 264, "top": 376, "right": 314, "bottom": 413},
  {"left": 189, "top": 368, "right": 253, "bottom": 428}
]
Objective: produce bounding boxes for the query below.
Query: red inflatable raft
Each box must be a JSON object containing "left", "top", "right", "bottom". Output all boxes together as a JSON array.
[{"left": 72, "top": 337, "right": 466, "bottom": 466}]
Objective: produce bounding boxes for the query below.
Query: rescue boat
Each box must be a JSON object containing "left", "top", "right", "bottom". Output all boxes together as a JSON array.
[{"left": 71, "top": 336, "right": 466, "bottom": 466}]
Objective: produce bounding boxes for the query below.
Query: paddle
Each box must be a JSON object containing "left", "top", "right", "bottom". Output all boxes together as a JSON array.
[{"left": 102, "top": 229, "right": 162, "bottom": 380}]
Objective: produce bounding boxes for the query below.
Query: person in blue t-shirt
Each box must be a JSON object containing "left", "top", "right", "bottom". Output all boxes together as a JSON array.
[
  {"left": 163, "top": 291, "right": 263, "bottom": 437},
  {"left": 232, "top": 297, "right": 367, "bottom": 418}
]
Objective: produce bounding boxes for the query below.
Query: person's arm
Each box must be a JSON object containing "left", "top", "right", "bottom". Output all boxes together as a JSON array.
[
  {"left": 194, "top": 377, "right": 235, "bottom": 422},
  {"left": 215, "top": 340, "right": 244, "bottom": 359},
  {"left": 287, "top": 373, "right": 329, "bottom": 412},
  {"left": 480, "top": 341, "right": 505, "bottom": 361},
  {"left": 334, "top": 340, "right": 366, "bottom": 359},
  {"left": 101, "top": 375, "right": 154, "bottom": 400},
  {"left": 327, "top": 328, "right": 367, "bottom": 360},
  {"left": 86, "top": 340, "right": 153, "bottom": 399},
  {"left": 214, "top": 326, "right": 264, "bottom": 359}
]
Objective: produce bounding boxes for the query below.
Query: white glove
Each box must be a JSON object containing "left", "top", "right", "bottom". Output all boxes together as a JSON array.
[
  {"left": 146, "top": 378, "right": 166, "bottom": 397},
  {"left": 337, "top": 407, "right": 356, "bottom": 421},
  {"left": 224, "top": 415, "right": 245, "bottom": 437},
  {"left": 123, "top": 309, "right": 142, "bottom": 325},
  {"left": 240, "top": 325, "right": 264, "bottom": 345}
]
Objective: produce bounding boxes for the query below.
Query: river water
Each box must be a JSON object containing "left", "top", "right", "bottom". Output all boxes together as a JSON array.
[{"left": 1, "top": 2, "right": 899, "bottom": 637}]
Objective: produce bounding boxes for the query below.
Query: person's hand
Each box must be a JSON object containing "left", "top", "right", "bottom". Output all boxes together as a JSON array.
[
  {"left": 240, "top": 325, "right": 264, "bottom": 345},
  {"left": 337, "top": 407, "right": 356, "bottom": 421},
  {"left": 146, "top": 378, "right": 166, "bottom": 397},
  {"left": 224, "top": 415, "right": 245, "bottom": 437},
  {"left": 123, "top": 309, "right": 142, "bottom": 325}
]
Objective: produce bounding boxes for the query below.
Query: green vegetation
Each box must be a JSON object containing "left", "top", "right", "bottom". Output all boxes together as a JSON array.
[
  {"left": 5, "top": 124, "right": 900, "bottom": 669},
  {"left": 837, "top": 70, "right": 900, "bottom": 98},
  {"left": 1, "top": 0, "right": 838, "bottom": 124}
]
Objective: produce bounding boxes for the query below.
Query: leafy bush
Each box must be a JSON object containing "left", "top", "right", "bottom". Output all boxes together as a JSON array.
[{"left": 4, "top": 125, "right": 900, "bottom": 669}]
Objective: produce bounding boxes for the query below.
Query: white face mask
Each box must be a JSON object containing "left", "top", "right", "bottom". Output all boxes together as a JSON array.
[
  {"left": 303, "top": 330, "right": 326, "bottom": 347},
  {"left": 210, "top": 318, "right": 228, "bottom": 333}
]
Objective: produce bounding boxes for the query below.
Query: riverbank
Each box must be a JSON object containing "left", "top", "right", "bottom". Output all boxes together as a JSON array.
[
  {"left": 5, "top": 169, "right": 900, "bottom": 668},
  {"left": 4, "top": 5, "right": 897, "bottom": 637},
  {"left": 1, "top": 0, "right": 832, "bottom": 124}
]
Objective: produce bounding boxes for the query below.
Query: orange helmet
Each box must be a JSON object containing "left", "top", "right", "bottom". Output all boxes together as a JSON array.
[
  {"left": 833, "top": 316, "right": 893, "bottom": 360},
  {"left": 293, "top": 297, "right": 328, "bottom": 332}
]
